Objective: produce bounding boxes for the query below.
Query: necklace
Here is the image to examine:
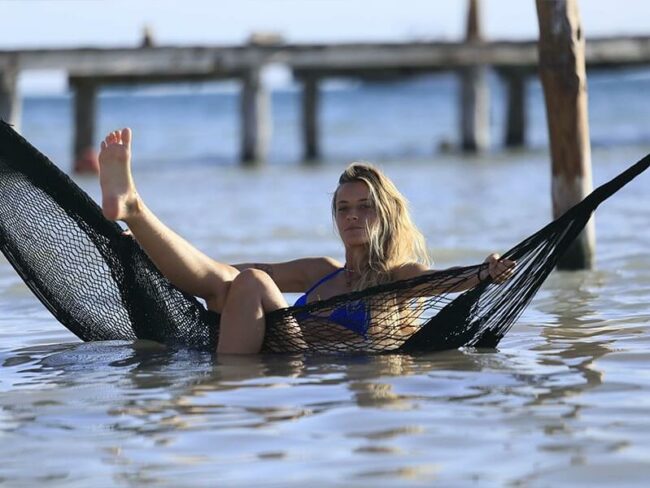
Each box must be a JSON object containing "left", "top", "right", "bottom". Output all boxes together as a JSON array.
[{"left": 344, "top": 264, "right": 356, "bottom": 288}]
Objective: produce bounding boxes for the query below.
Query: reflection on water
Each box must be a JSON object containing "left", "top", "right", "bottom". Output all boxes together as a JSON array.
[
  {"left": 535, "top": 272, "right": 609, "bottom": 401},
  {"left": 2, "top": 319, "right": 647, "bottom": 487}
]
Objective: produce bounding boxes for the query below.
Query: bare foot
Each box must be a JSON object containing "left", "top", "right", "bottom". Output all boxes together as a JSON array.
[{"left": 98, "top": 128, "right": 140, "bottom": 221}]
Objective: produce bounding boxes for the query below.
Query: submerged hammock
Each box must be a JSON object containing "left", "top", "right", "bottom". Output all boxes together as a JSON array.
[{"left": 0, "top": 121, "right": 647, "bottom": 354}]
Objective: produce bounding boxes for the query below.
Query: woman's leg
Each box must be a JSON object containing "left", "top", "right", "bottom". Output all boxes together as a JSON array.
[
  {"left": 98, "top": 128, "right": 237, "bottom": 311},
  {"left": 218, "top": 269, "right": 303, "bottom": 354}
]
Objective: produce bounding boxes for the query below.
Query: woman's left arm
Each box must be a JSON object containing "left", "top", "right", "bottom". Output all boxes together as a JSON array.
[{"left": 394, "top": 253, "right": 516, "bottom": 293}]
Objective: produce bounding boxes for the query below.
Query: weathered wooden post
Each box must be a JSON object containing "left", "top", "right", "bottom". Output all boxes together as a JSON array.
[
  {"left": 0, "top": 64, "right": 21, "bottom": 129},
  {"left": 69, "top": 77, "right": 99, "bottom": 173},
  {"left": 240, "top": 67, "right": 270, "bottom": 166},
  {"left": 536, "top": 0, "right": 595, "bottom": 269},
  {"left": 500, "top": 67, "right": 527, "bottom": 147},
  {"left": 460, "top": 0, "right": 490, "bottom": 152},
  {"left": 302, "top": 73, "right": 320, "bottom": 162}
]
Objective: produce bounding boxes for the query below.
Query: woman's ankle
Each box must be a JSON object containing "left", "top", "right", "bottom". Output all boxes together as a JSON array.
[{"left": 120, "top": 193, "right": 145, "bottom": 225}]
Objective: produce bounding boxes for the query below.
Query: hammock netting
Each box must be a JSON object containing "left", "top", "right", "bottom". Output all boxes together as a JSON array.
[{"left": 0, "top": 121, "right": 647, "bottom": 354}]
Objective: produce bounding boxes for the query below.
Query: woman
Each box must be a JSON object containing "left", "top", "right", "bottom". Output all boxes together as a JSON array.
[{"left": 99, "top": 128, "right": 514, "bottom": 354}]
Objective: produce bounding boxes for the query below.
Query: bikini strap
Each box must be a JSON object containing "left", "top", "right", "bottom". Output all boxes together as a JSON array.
[{"left": 303, "top": 268, "right": 344, "bottom": 297}]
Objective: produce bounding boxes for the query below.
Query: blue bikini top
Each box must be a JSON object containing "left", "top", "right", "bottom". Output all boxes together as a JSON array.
[{"left": 294, "top": 268, "right": 370, "bottom": 337}]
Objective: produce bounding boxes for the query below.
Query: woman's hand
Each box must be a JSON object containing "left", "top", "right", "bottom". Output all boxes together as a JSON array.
[{"left": 483, "top": 253, "right": 516, "bottom": 284}]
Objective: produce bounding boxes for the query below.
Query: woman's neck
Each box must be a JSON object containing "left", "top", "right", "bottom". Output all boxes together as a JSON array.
[{"left": 344, "top": 247, "right": 366, "bottom": 272}]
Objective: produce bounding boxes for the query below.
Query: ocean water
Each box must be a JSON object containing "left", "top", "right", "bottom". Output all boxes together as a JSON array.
[
  {"left": 17, "top": 68, "right": 650, "bottom": 168},
  {"left": 1, "top": 69, "right": 650, "bottom": 486}
]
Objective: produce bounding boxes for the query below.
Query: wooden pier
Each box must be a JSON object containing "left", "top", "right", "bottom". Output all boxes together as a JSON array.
[{"left": 2, "top": 35, "right": 650, "bottom": 169}]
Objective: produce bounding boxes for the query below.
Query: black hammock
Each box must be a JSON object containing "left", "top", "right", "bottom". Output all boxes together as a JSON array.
[{"left": 0, "top": 121, "right": 647, "bottom": 354}]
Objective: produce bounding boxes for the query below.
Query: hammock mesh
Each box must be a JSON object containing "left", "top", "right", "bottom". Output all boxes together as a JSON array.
[{"left": 0, "top": 121, "right": 647, "bottom": 354}]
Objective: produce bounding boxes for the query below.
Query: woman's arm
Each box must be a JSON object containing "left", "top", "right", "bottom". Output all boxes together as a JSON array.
[
  {"left": 394, "top": 253, "right": 516, "bottom": 294},
  {"left": 234, "top": 257, "right": 342, "bottom": 293}
]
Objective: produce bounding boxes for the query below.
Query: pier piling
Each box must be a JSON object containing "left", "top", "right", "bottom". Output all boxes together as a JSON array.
[
  {"left": 70, "top": 77, "right": 99, "bottom": 173},
  {"left": 500, "top": 67, "right": 528, "bottom": 148},
  {"left": 460, "top": 0, "right": 490, "bottom": 152},
  {"left": 240, "top": 67, "right": 270, "bottom": 165},
  {"left": 301, "top": 74, "right": 320, "bottom": 162},
  {"left": 537, "top": 0, "right": 595, "bottom": 269},
  {"left": 0, "top": 66, "right": 20, "bottom": 128}
]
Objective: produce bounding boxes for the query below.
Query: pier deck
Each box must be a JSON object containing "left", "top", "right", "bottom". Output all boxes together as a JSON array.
[{"left": 2, "top": 36, "right": 650, "bottom": 168}]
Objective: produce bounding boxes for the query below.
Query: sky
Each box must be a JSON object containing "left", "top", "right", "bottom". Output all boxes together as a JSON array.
[{"left": 3, "top": 0, "right": 650, "bottom": 93}]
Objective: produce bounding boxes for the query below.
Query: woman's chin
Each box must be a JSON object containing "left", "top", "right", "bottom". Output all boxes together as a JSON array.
[{"left": 343, "top": 237, "right": 369, "bottom": 247}]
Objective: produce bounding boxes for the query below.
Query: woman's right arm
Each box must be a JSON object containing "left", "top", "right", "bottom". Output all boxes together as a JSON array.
[{"left": 233, "top": 257, "right": 341, "bottom": 293}]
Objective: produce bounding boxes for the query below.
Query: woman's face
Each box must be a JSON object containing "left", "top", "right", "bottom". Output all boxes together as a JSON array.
[{"left": 335, "top": 181, "right": 378, "bottom": 246}]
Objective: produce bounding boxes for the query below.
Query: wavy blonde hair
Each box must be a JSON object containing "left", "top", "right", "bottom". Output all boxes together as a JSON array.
[{"left": 332, "top": 162, "right": 430, "bottom": 290}]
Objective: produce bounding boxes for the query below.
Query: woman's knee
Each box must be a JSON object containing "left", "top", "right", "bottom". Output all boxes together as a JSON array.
[
  {"left": 226, "top": 268, "right": 287, "bottom": 312},
  {"left": 229, "top": 268, "right": 273, "bottom": 297}
]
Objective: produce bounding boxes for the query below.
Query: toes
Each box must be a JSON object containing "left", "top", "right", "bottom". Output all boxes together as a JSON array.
[
  {"left": 121, "top": 128, "right": 131, "bottom": 148},
  {"left": 103, "top": 129, "right": 131, "bottom": 148}
]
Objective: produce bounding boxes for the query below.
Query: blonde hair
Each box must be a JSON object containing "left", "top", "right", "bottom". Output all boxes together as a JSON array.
[{"left": 332, "top": 162, "right": 430, "bottom": 290}]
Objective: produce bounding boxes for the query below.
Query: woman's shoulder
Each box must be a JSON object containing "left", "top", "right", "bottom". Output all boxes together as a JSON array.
[
  {"left": 299, "top": 256, "right": 343, "bottom": 282},
  {"left": 296, "top": 256, "right": 341, "bottom": 269},
  {"left": 391, "top": 262, "right": 430, "bottom": 281},
  {"left": 319, "top": 256, "right": 342, "bottom": 267}
]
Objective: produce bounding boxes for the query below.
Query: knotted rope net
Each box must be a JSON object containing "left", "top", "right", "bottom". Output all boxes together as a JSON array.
[{"left": 0, "top": 121, "right": 647, "bottom": 354}]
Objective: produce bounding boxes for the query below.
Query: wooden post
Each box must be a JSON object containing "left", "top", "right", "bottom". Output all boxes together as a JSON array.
[
  {"left": 302, "top": 74, "right": 320, "bottom": 162},
  {"left": 501, "top": 67, "right": 527, "bottom": 147},
  {"left": 460, "top": 0, "right": 490, "bottom": 152},
  {"left": 0, "top": 66, "right": 21, "bottom": 128},
  {"left": 70, "top": 77, "right": 99, "bottom": 173},
  {"left": 240, "top": 67, "right": 270, "bottom": 166},
  {"left": 536, "top": 0, "right": 595, "bottom": 269}
]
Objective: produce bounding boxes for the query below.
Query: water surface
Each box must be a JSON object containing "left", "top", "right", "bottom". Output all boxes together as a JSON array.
[{"left": 1, "top": 75, "right": 650, "bottom": 485}]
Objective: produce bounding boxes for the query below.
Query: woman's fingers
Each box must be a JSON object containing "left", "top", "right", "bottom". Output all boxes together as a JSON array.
[
  {"left": 485, "top": 254, "right": 517, "bottom": 283},
  {"left": 486, "top": 254, "right": 499, "bottom": 276},
  {"left": 494, "top": 259, "right": 516, "bottom": 283}
]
